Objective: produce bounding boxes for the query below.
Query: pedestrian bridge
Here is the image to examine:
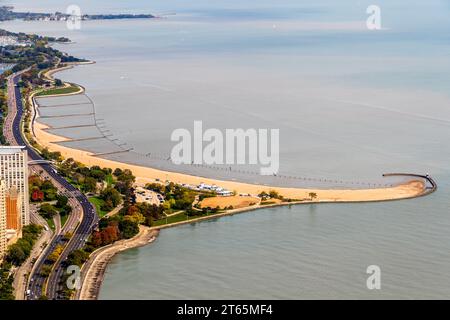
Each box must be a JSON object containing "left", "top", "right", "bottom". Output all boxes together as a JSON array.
[{"left": 28, "top": 159, "right": 55, "bottom": 165}]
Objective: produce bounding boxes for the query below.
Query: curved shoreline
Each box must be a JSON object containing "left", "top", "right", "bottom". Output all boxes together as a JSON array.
[
  {"left": 32, "top": 118, "right": 429, "bottom": 201},
  {"left": 32, "top": 112, "right": 428, "bottom": 201},
  {"left": 29, "top": 62, "right": 430, "bottom": 202},
  {"left": 77, "top": 226, "right": 159, "bottom": 300},
  {"left": 28, "top": 62, "right": 436, "bottom": 300},
  {"left": 77, "top": 180, "right": 434, "bottom": 300}
]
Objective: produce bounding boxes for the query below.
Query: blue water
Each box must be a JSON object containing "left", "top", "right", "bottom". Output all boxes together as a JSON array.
[{"left": 3, "top": 0, "right": 450, "bottom": 298}]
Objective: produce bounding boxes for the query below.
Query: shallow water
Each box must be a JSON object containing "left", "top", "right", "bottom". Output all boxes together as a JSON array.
[{"left": 3, "top": 0, "right": 450, "bottom": 298}]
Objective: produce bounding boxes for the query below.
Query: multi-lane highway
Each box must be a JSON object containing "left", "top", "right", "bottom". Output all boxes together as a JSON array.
[{"left": 4, "top": 70, "right": 98, "bottom": 299}]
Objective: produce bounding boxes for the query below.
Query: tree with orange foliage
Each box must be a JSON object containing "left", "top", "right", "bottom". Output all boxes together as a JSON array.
[
  {"left": 91, "top": 231, "right": 102, "bottom": 247},
  {"left": 100, "top": 225, "right": 120, "bottom": 245}
]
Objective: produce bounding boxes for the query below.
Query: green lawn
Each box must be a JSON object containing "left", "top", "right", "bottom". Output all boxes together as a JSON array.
[
  {"left": 36, "top": 85, "right": 80, "bottom": 97},
  {"left": 89, "top": 196, "right": 108, "bottom": 217},
  {"left": 45, "top": 218, "right": 55, "bottom": 231},
  {"left": 105, "top": 174, "right": 114, "bottom": 187},
  {"left": 153, "top": 212, "right": 188, "bottom": 226},
  {"left": 60, "top": 214, "right": 68, "bottom": 228},
  {"left": 65, "top": 177, "right": 81, "bottom": 190}
]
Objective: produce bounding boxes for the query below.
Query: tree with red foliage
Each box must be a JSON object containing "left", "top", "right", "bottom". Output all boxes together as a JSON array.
[
  {"left": 31, "top": 189, "right": 44, "bottom": 201},
  {"left": 100, "top": 225, "right": 120, "bottom": 245},
  {"left": 126, "top": 205, "right": 139, "bottom": 216},
  {"left": 91, "top": 231, "right": 102, "bottom": 247}
]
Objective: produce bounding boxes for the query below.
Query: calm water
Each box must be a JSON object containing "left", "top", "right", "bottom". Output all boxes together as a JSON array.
[{"left": 3, "top": 0, "right": 450, "bottom": 298}]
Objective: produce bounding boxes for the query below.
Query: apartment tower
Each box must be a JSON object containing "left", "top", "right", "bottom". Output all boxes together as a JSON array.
[{"left": 0, "top": 146, "right": 29, "bottom": 226}]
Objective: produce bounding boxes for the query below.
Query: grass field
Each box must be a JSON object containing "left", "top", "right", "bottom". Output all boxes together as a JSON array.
[
  {"left": 105, "top": 174, "right": 114, "bottom": 187},
  {"left": 36, "top": 85, "right": 80, "bottom": 97},
  {"left": 89, "top": 196, "right": 108, "bottom": 217},
  {"left": 45, "top": 217, "right": 55, "bottom": 231},
  {"left": 60, "top": 214, "right": 68, "bottom": 228}
]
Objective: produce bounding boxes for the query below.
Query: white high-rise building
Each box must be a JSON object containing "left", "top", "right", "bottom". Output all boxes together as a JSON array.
[
  {"left": 0, "top": 180, "right": 7, "bottom": 260},
  {"left": 0, "top": 146, "right": 29, "bottom": 226}
]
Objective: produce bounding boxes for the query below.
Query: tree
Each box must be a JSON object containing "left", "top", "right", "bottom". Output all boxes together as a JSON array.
[
  {"left": 31, "top": 189, "right": 44, "bottom": 201},
  {"left": 41, "top": 180, "right": 56, "bottom": 191},
  {"left": 116, "top": 169, "right": 135, "bottom": 185},
  {"left": 39, "top": 203, "right": 58, "bottom": 219},
  {"left": 47, "top": 245, "right": 64, "bottom": 263},
  {"left": 4, "top": 224, "right": 42, "bottom": 266},
  {"left": 145, "top": 183, "right": 165, "bottom": 194},
  {"left": 100, "top": 187, "right": 121, "bottom": 211},
  {"left": 67, "top": 249, "right": 90, "bottom": 267},
  {"left": 91, "top": 231, "right": 102, "bottom": 247},
  {"left": 63, "top": 232, "right": 73, "bottom": 241},
  {"left": 269, "top": 190, "right": 283, "bottom": 200},
  {"left": 308, "top": 192, "right": 318, "bottom": 201},
  {"left": 59, "top": 205, "right": 72, "bottom": 216},
  {"left": 40, "top": 265, "right": 52, "bottom": 277},
  {"left": 5, "top": 245, "right": 26, "bottom": 265},
  {"left": 119, "top": 219, "right": 139, "bottom": 239},
  {"left": 0, "top": 267, "right": 14, "bottom": 300},
  {"left": 113, "top": 168, "right": 123, "bottom": 177},
  {"left": 90, "top": 168, "right": 106, "bottom": 181},
  {"left": 124, "top": 212, "right": 144, "bottom": 225},
  {"left": 56, "top": 194, "right": 68, "bottom": 208},
  {"left": 163, "top": 200, "right": 172, "bottom": 211},
  {"left": 258, "top": 191, "right": 269, "bottom": 199},
  {"left": 83, "top": 177, "right": 97, "bottom": 193},
  {"left": 101, "top": 225, "right": 120, "bottom": 245},
  {"left": 144, "top": 215, "right": 153, "bottom": 227}
]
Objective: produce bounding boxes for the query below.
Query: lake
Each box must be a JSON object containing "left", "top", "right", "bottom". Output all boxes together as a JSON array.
[{"left": 2, "top": 0, "right": 450, "bottom": 298}]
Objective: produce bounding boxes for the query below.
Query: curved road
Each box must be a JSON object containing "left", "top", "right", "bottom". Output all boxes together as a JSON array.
[{"left": 5, "top": 70, "right": 98, "bottom": 299}]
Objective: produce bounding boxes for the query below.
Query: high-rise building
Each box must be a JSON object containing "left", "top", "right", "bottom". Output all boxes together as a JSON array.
[
  {"left": 0, "top": 180, "right": 7, "bottom": 261},
  {"left": 6, "top": 187, "right": 21, "bottom": 231},
  {"left": 0, "top": 146, "right": 29, "bottom": 226}
]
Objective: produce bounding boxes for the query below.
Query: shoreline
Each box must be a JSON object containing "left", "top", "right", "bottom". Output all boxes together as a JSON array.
[
  {"left": 33, "top": 119, "right": 427, "bottom": 201},
  {"left": 78, "top": 182, "right": 435, "bottom": 300},
  {"left": 32, "top": 120, "right": 428, "bottom": 200},
  {"left": 77, "top": 226, "right": 159, "bottom": 300},
  {"left": 28, "top": 62, "right": 429, "bottom": 202},
  {"left": 30, "top": 80, "right": 427, "bottom": 202},
  {"left": 29, "top": 62, "right": 434, "bottom": 300}
]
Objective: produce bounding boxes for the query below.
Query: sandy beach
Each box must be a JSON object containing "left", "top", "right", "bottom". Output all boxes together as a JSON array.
[
  {"left": 30, "top": 64, "right": 430, "bottom": 300},
  {"left": 27, "top": 60, "right": 431, "bottom": 202},
  {"left": 32, "top": 120, "right": 427, "bottom": 201}
]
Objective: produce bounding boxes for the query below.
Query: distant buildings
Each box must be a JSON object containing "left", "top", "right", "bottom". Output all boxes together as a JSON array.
[
  {"left": 0, "top": 146, "right": 30, "bottom": 227},
  {"left": 0, "top": 35, "right": 23, "bottom": 46},
  {"left": 0, "top": 6, "right": 154, "bottom": 22}
]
